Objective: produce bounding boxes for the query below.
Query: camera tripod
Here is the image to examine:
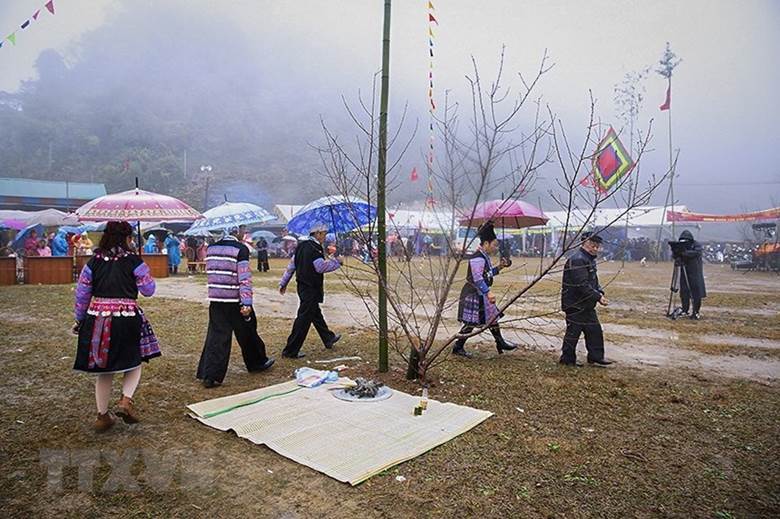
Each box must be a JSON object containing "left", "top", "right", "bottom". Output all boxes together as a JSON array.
[{"left": 666, "top": 259, "right": 692, "bottom": 319}]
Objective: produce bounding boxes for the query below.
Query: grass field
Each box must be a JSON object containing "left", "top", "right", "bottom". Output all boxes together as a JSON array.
[{"left": 0, "top": 260, "right": 778, "bottom": 518}]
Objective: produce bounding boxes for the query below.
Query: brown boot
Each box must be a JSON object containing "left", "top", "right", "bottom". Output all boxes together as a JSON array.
[
  {"left": 115, "top": 395, "right": 140, "bottom": 424},
  {"left": 94, "top": 412, "right": 116, "bottom": 432}
]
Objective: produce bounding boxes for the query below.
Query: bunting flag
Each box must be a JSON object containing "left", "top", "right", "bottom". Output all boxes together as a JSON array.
[
  {"left": 1, "top": 0, "right": 56, "bottom": 51},
  {"left": 424, "top": 0, "right": 438, "bottom": 205},
  {"left": 425, "top": 177, "right": 437, "bottom": 208},
  {"left": 591, "top": 127, "right": 635, "bottom": 192},
  {"left": 660, "top": 81, "right": 671, "bottom": 111},
  {"left": 410, "top": 167, "right": 419, "bottom": 182}
]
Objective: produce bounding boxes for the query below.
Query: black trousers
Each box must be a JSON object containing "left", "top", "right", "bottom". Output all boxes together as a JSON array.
[
  {"left": 561, "top": 308, "right": 604, "bottom": 363},
  {"left": 196, "top": 303, "right": 269, "bottom": 383},
  {"left": 283, "top": 292, "right": 336, "bottom": 356},
  {"left": 257, "top": 251, "right": 269, "bottom": 272},
  {"left": 680, "top": 292, "right": 701, "bottom": 314},
  {"left": 453, "top": 324, "right": 504, "bottom": 350}
]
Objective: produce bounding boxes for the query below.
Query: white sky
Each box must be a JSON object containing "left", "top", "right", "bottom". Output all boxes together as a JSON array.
[{"left": 1, "top": 0, "right": 778, "bottom": 212}]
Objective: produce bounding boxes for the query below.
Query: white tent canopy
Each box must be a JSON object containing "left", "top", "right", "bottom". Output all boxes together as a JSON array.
[{"left": 273, "top": 204, "right": 304, "bottom": 224}]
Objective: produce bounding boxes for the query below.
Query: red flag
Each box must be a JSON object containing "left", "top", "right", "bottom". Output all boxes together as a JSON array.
[
  {"left": 410, "top": 167, "right": 419, "bottom": 182},
  {"left": 429, "top": 13, "right": 438, "bottom": 24},
  {"left": 45, "top": 0, "right": 55, "bottom": 15},
  {"left": 659, "top": 83, "right": 670, "bottom": 111},
  {"left": 32, "top": 9, "right": 41, "bottom": 20}
]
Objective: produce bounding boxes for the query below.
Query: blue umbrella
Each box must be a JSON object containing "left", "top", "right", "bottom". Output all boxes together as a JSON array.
[
  {"left": 287, "top": 196, "right": 376, "bottom": 235},
  {"left": 12, "top": 224, "right": 44, "bottom": 250},
  {"left": 58, "top": 223, "right": 105, "bottom": 235},
  {"left": 185, "top": 202, "right": 276, "bottom": 236}
]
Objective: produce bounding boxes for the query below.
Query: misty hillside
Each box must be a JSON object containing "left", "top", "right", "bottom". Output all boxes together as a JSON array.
[{"left": 0, "top": 2, "right": 411, "bottom": 210}]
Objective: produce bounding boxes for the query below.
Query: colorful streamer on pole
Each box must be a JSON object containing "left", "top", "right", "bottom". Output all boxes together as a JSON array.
[
  {"left": 1, "top": 0, "right": 56, "bottom": 51},
  {"left": 425, "top": 1, "right": 437, "bottom": 208},
  {"left": 591, "top": 126, "right": 635, "bottom": 192}
]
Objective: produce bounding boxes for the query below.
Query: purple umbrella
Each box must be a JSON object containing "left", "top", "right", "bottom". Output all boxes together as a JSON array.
[
  {"left": 459, "top": 199, "right": 548, "bottom": 229},
  {"left": 0, "top": 219, "right": 27, "bottom": 231}
]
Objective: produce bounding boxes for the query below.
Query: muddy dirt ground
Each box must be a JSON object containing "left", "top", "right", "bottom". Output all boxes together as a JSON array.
[{"left": 0, "top": 259, "right": 778, "bottom": 517}]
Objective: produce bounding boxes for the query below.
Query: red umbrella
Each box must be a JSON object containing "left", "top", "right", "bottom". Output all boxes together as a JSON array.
[
  {"left": 459, "top": 199, "right": 548, "bottom": 229},
  {"left": 75, "top": 188, "right": 201, "bottom": 222}
]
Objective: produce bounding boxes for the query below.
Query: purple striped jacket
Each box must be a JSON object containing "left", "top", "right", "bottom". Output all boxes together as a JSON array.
[{"left": 205, "top": 237, "right": 253, "bottom": 305}]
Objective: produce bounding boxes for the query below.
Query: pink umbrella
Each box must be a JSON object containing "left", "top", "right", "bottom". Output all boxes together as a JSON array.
[
  {"left": 459, "top": 199, "right": 548, "bottom": 229},
  {"left": 75, "top": 188, "right": 201, "bottom": 222}
]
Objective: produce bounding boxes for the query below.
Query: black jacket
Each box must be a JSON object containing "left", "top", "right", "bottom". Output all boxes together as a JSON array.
[
  {"left": 561, "top": 247, "right": 603, "bottom": 312},
  {"left": 678, "top": 230, "right": 706, "bottom": 299},
  {"left": 294, "top": 239, "right": 325, "bottom": 302}
]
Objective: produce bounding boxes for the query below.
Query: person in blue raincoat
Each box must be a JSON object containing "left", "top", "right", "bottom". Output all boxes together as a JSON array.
[
  {"left": 51, "top": 230, "right": 69, "bottom": 257},
  {"left": 164, "top": 232, "right": 181, "bottom": 274},
  {"left": 143, "top": 234, "right": 159, "bottom": 254}
]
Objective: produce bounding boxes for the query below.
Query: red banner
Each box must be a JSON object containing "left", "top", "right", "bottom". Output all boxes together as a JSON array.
[{"left": 667, "top": 207, "right": 780, "bottom": 223}]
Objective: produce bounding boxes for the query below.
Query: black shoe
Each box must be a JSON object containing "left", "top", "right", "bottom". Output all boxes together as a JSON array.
[
  {"left": 587, "top": 358, "right": 614, "bottom": 366},
  {"left": 202, "top": 378, "right": 222, "bottom": 388},
  {"left": 689, "top": 313, "right": 701, "bottom": 320},
  {"left": 495, "top": 339, "right": 518, "bottom": 354},
  {"left": 282, "top": 352, "right": 306, "bottom": 359},
  {"left": 324, "top": 334, "right": 341, "bottom": 349},
  {"left": 452, "top": 347, "right": 473, "bottom": 358},
  {"left": 250, "top": 358, "right": 275, "bottom": 372},
  {"left": 559, "top": 359, "right": 583, "bottom": 367}
]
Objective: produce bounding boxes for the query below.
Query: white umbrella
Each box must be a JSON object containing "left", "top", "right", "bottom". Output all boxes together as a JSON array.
[
  {"left": 22, "top": 209, "right": 79, "bottom": 227},
  {"left": 185, "top": 201, "right": 276, "bottom": 236}
]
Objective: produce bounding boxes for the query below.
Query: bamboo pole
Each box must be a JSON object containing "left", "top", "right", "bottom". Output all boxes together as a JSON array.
[{"left": 377, "top": 0, "right": 391, "bottom": 373}]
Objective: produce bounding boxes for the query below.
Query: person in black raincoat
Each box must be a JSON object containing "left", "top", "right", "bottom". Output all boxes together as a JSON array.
[{"left": 677, "top": 230, "right": 706, "bottom": 319}]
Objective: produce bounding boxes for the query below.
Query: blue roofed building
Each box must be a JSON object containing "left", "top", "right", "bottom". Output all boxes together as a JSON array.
[{"left": 0, "top": 177, "right": 106, "bottom": 211}]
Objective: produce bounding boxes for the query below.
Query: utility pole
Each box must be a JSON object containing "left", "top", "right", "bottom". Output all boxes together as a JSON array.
[
  {"left": 200, "top": 165, "right": 213, "bottom": 210},
  {"left": 377, "top": 0, "right": 391, "bottom": 372}
]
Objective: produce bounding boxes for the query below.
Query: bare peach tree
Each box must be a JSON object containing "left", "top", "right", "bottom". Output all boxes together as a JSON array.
[{"left": 315, "top": 50, "right": 669, "bottom": 383}]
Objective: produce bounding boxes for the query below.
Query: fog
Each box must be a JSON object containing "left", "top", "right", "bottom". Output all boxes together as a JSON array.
[{"left": 1, "top": 0, "right": 778, "bottom": 213}]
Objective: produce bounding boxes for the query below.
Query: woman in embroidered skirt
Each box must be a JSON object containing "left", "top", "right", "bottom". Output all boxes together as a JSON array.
[
  {"left": 453, "top": 222, "right": 518, "bottom": 358},
  {"left": 72, "top": 221, "right": 161, "bottom": 432}
]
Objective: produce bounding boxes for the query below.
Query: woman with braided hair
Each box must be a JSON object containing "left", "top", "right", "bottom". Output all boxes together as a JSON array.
[{"left": 453, "top": 222, "right": 518, "bottom": 358}]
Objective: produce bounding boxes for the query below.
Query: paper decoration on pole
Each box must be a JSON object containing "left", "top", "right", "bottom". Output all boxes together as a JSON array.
[
  {"left": 1, "top": 0, "right": 56, "bottom": 51},
  {"left": 591, "top": 127, "right": 635, "bottom": 192}
]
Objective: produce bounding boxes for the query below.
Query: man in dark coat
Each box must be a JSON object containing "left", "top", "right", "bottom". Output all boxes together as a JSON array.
[
  {"left": 279, "top": 223, "right": 342, "bottom": 359},
  {"left": 677, "top": 230, "right": 706, "bottom": 319},
  {"left": 256, "top": 237, "right": 270, "bottom": 272},
  {"left": 560, "top": 232, "right": 612, "bottom": 367}
]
